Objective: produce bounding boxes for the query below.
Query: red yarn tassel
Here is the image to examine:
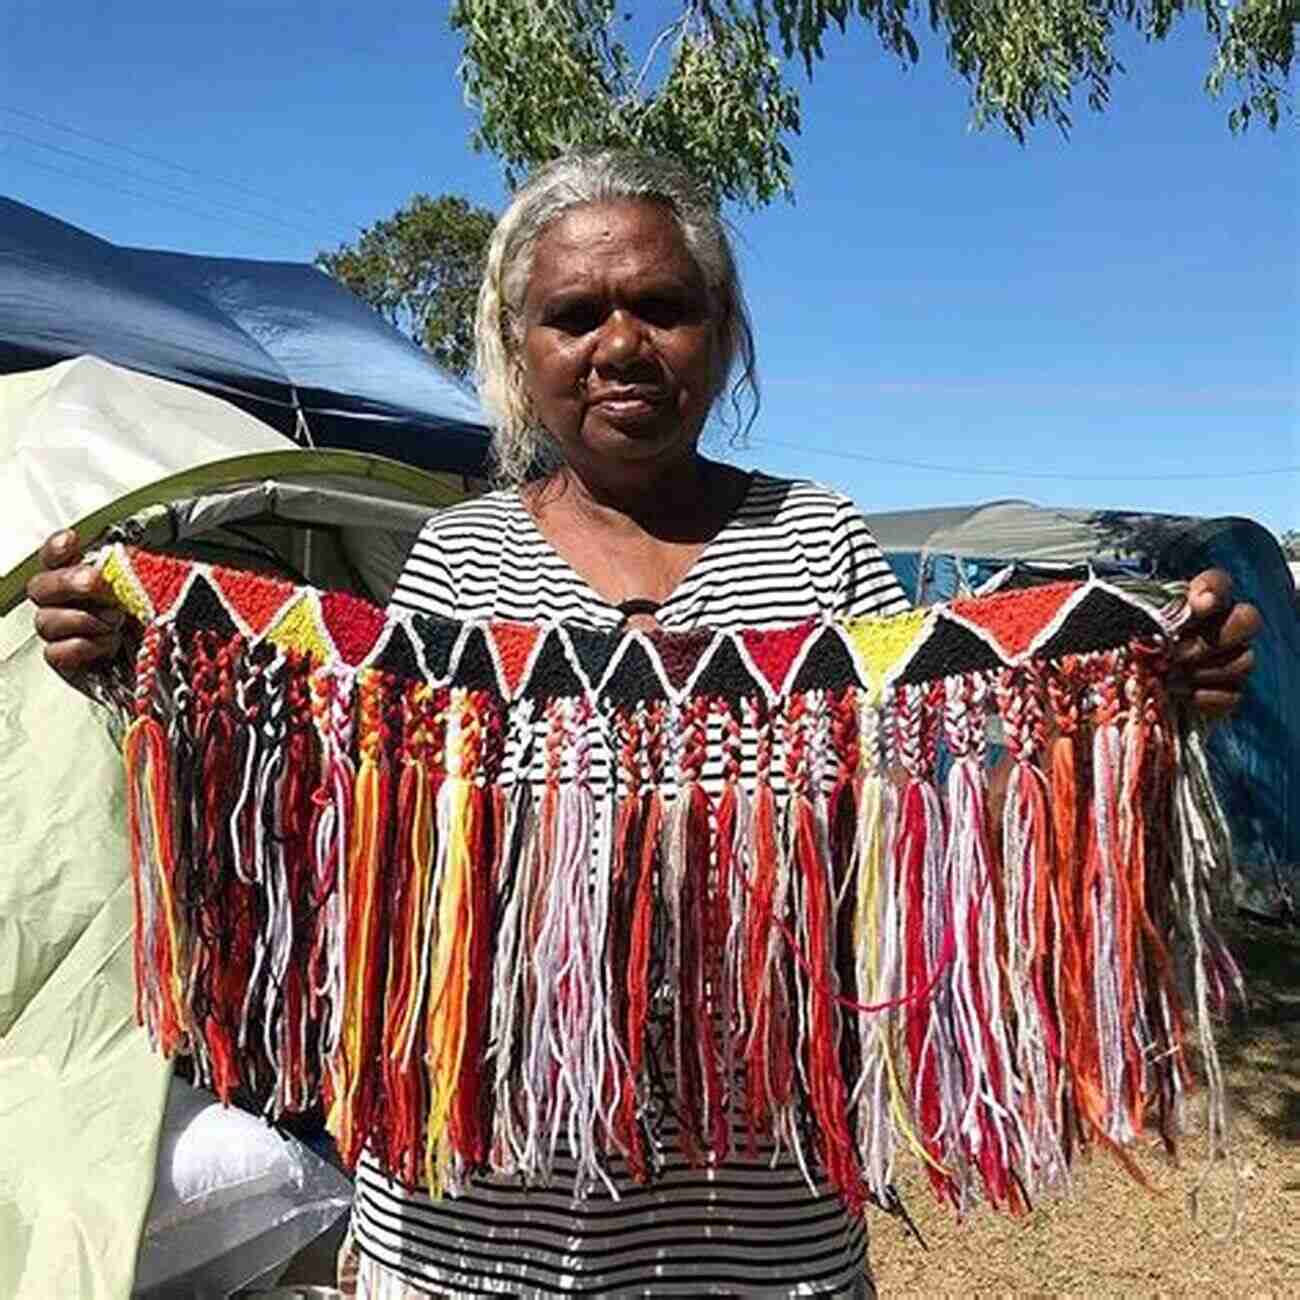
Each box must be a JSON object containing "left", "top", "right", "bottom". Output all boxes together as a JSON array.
[
  {"left": 742, "top": 775, "right": 782, "bottom": 1149},
  {"left": 674, "top": 781, "right": 723, "bottom": 1163},
  {"left": 603, "top": 700, "right": 653, "bottom": 1180},
  {"left": 381, "top": 684, "right": 436, "bottom": 1185},
  {"left": 449, "top": 710, "right": 498, "bottom": 1169},
  {"left": 333, "top": 671, "right": 394, "bottom": 1166},
  {"left": 193, "top": 635, "right": 253, "bottom": 1101},
  {"left": 672, "top": 697, "right": 726, "bottom": 1165},
  {"left": 792, "top": 788, "right": 865, "bottom": 1213},
  {"left": 626, "top": 789, "right": 662, "bottom": 1131},
  {"left": 276, "top": 660, "right": 322, "bottom": 1113}
]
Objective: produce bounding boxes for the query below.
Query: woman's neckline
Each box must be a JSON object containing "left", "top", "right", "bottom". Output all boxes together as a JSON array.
[{"left": 513, "top": 466, "right": 760, "bottom": 616}]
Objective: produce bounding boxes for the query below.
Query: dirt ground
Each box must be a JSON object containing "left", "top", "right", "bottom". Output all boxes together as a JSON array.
[
  {"left": 869, "top": 922, "right": 1300, "bottom": 1297},
  {"left": 279, "top": 924, "right": 1299, "bottom": 1297}
]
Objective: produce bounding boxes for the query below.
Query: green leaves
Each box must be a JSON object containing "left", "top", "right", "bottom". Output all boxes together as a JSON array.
[
  {"left": 450, "top": 0, "right": 1292, "bottom": 209},
  {"left": 450, "top": 0, "right": 801, "bottom": 205},
  {"left": 316, "top": 194, "right": 496, "bottom": 378}
]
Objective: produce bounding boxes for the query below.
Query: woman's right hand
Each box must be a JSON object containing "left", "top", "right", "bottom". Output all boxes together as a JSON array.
[{"left": 25, "top": 529, "right": 126, "bottom": 677}]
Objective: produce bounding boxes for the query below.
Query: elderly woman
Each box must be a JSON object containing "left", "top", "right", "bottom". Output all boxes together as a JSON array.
[{"left": 31, "top": 151, "right": 1259, "bottom": 1298}]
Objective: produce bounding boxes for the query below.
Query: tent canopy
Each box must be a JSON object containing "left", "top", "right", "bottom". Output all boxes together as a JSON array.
[
  {"left": 0, "top": 357, "right": 467, "bottom": 612},
  {"left": 0, "top": 196, "right": 490, "bottom": 477}
]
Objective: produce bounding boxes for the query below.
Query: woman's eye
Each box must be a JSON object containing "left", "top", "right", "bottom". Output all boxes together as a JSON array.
[
  {"left": 548, "top": 304, "right": 601, "bottom": 335},
  {"left": 639, "top": 296, "right": 687, "bottom": 327}
]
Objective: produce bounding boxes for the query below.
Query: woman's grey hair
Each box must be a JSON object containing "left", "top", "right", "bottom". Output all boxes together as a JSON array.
[{"left": 475, "top": 150, "right": 759, "bottom": 485}]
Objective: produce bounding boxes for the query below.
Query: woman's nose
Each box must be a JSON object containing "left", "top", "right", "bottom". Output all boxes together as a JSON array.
[{"left": 592, "top": 308, "right": 646, "bottom": 371}]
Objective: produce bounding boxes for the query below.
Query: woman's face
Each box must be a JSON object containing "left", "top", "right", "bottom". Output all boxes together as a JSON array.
[{"left": 519, "top": 199, "right": 722, "bottom": 479}]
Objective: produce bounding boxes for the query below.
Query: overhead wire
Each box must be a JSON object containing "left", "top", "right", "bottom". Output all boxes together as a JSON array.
[
  {"left": 0, "top": 103, "right": 338, "bottom": 224},
  {"left": 1, "top": 128, "right": 330, "bottom": 240},
  {"left": 754, "top": 437, "right": 1300, "bottom": 482},
  {"left": 4, "top": 151, "right": 326, "bottom": 244}
]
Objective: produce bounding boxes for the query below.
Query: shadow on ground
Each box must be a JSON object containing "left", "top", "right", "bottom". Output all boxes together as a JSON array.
[{"left": 1217, "top": 920, "right": 1300, "bottom": 1143}]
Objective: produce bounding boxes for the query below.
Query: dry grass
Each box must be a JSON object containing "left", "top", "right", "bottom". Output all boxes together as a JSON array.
[
  {"left": 278, "top": 926, "right": 1299, "bottom": 1296},
  {"left": 870, "top": 922, "right": 1300, "bottom": 1297}
]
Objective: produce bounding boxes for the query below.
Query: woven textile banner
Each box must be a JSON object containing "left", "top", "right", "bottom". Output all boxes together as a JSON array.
[{"left": 100, "top": 544, "right": 1241, "bottom": 1217}]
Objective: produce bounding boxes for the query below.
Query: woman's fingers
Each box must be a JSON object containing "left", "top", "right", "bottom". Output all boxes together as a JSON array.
[
  {"left": 39, "top": 528, "right": 83, "bottom": 570},
  {"left": 1184, "top": 689, "right": 1242, "bottom": 721},
  {"left": 32, "top": 604, "right": 125, "bottom": 644},
  {"left": 41, "top": 632, "right": 122, "bottom": 675},
  {"left": 1168, "top": 569, "right": 1262, "bottom": 721},
  {"left": 31, "top": 596, "right": 124, "bottom": 672},
  {"left": 1174, "top": 597, "right": 1262, "bottom": 666},
  {"left": 26, "top": 528, "right": 125, "bottom": 676},
  {"left": 26, "top": 559, "right": 119, "bottom": 612}
]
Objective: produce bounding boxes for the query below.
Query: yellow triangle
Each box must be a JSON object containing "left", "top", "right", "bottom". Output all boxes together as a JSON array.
[
  {"left": 265, "top": 592, "right": 331, "bottom": 661},
  {"left": 101, "top": 546, "right": 151, "bottom": 623},
  {"left": 843, "top": 608, "right": 930, "bottom": 702}
]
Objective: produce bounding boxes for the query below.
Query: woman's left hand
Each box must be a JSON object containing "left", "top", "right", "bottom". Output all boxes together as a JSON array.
[{"left": 1170, "top": 569, "right": 1261, "bottom": 721}]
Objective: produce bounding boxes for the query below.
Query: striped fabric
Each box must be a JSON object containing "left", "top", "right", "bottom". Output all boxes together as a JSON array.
[
  {"left": 355, "top": 472, "right": 907, "bottom": 1298},
  {"left": 388, "top": 473, "right": 909, "bottom": 631}
]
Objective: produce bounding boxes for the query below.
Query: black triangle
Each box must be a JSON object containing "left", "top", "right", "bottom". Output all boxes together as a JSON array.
[
  {"left": 691, "top": 635, "right": 760, "bottom": 706},
  {"left": 371, "top": 622, "right": 423, "bottom": 683},
  {"left": 790, "top": 628, "right": 862, "bottom": 694},
  {"left": 1035, "top": 586, "right": 1163, "bottom": 662},
  {"left": 566, "top": 624, "right": 621, "bottom": 691},
  {"left": 173, "top": 574, "right": 237, "bottom": 640},
  {"left": 455, "top": 626, "right": 501, "bottom": 695},
  {"left": 410, "top": 614, "right": 459, "bottom": 680},
  {"left": 523, "top": 631, "right": 585, "bottom": 702},
  {"left": 896, "top": 615, "right": 1007, "bottom": 686},
  {"left": 601, "top": 639, "right": 667, "bottom": 708}
]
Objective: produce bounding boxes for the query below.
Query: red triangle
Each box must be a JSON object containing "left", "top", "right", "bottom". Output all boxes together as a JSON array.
[
  {"left": 648, "top": 628, "right": 715, "bottom": 691},
  {"left": 211, "top": 565, "right": 295, "bottom": 635},
  {"left": 320, "top": 589, "right": 388, "bottom": 666},
  {"left": 489, "top": 621, "right": 543, "bottom": 697},
  {"left": 129, "top": 548, "right": 191, "bottom": 618},
  {"left": 950, "top": 582, "right": 1079, "bottom": 658},
  {"left": 739, "top": 621, "right": 817, "bottom": 696}
]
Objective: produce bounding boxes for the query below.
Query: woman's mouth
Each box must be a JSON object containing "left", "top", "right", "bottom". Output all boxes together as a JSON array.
[{"left": 588, "top": 388, "right": 665, "bottom": 425}]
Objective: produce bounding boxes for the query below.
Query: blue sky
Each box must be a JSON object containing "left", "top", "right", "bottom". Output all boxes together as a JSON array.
[{"left": 3, "top": 2, "right": 1295, "bottom": 530}]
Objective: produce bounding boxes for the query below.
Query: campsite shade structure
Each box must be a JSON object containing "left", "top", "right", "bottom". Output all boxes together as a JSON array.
[{"left": 0, "top": 196, "right": 491, "bottom": 477}]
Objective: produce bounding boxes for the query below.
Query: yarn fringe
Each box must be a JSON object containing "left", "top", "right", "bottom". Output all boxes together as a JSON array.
[{"left": 105, "top": 545, "right": 1242, "bottom": 1217}]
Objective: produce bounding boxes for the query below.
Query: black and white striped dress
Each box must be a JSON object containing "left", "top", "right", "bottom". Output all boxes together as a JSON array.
[{"left": 352, "top": 472, "right": 909, "bottom": 1299}]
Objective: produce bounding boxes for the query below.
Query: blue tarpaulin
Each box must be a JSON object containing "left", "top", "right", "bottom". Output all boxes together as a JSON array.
[{"left": 0, "top": 196, "right": 490, "bottom": 477}]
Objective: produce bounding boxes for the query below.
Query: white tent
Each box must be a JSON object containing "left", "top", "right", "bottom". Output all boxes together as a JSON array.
[{"left": 0, "top": 357, "right": 475, "bottom": 1298}]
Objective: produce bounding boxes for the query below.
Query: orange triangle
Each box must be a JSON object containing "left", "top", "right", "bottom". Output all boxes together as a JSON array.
[
  {"left": 211, "top": 565, "right": 295, "bottom": 635},
  {"left": 950, "top": 582, "right": 1078, "bottom": 658},
  {"left": 489, "top": 621, "right": 544, "bottom": 698}
]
